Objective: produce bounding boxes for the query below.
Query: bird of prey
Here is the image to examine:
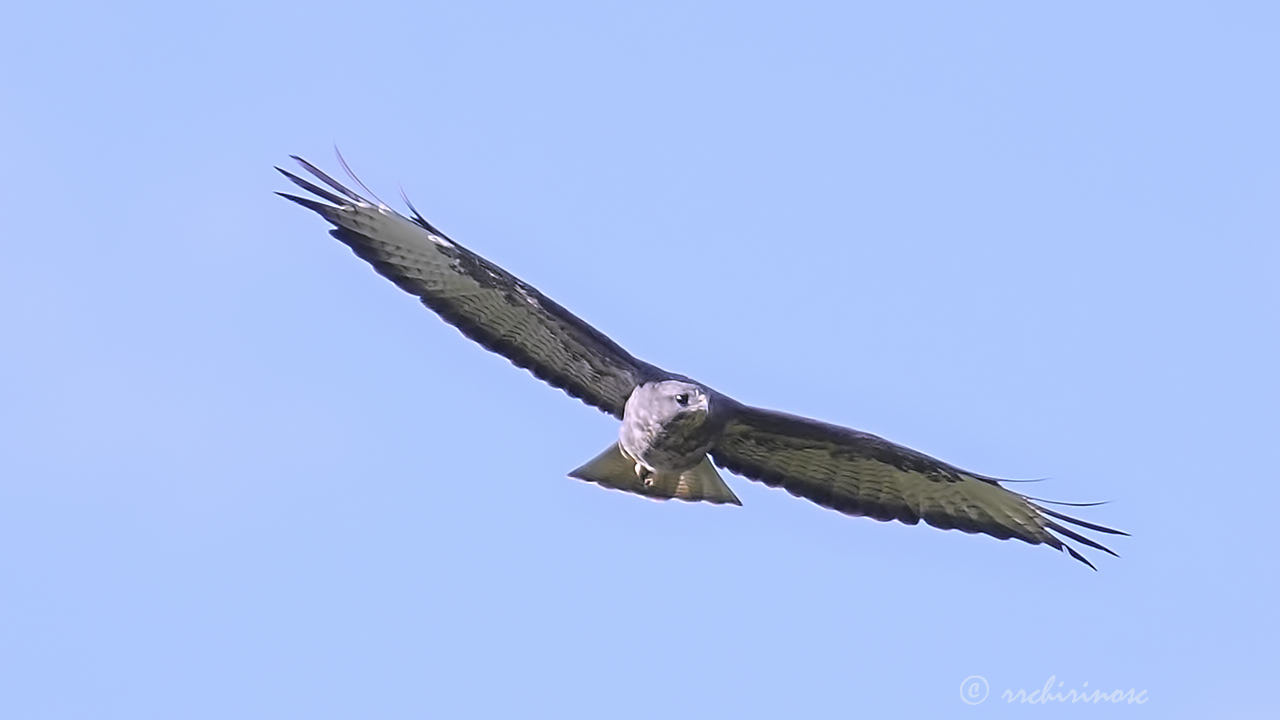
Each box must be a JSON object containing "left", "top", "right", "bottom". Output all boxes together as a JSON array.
[{"left": 277, "top": 155, "right": 1126, "bottom": 568}]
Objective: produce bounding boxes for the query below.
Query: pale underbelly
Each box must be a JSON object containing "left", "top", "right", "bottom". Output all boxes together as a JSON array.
[{"left": 619, "top": 426, "right": 713, "bottom": 474}]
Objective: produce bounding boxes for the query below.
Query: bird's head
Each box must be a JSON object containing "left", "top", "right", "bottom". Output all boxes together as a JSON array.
[
  {"left": 662, "top": 379, "right": 709, "bottom": 415},
  {"left": 629, "top": 379, "right": 711, "bottom": 428}
]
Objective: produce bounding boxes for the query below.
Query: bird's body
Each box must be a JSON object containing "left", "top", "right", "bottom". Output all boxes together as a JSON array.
[
  {"left": 278, "top": 155, "right": 1126, "bottom": 568},
  {"left": 576, "top": 379, "right": 741, "bottom": 506},
  {"left": 621, "top": 380, "right": 722, "bottom": 478}
]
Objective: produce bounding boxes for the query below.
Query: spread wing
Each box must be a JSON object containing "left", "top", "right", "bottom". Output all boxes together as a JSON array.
[
  {"left": 711, "top": 403, "right": 1126, "bottom": 568},
  {"left": 277, "top": 156, "right": 666, "bottom": 418}
]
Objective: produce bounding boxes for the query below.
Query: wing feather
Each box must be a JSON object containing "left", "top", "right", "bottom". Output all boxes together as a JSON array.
[
  {"left": 278, "top": 157, "right": 665, "bottom": 417},
  {"left": 711, "top": 404, "right": 1126, "bottom": 567}
]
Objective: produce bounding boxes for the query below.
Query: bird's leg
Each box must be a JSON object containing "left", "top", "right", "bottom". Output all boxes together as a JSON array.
[{"left": 635, "top": 463, "right": 655, "bottom": 487}]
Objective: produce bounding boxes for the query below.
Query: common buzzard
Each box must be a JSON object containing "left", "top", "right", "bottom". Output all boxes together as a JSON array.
[{"left": 277, "top": 156, "right": 1125, "bottom": 568}]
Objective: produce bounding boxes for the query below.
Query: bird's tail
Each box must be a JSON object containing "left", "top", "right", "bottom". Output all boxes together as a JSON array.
[{"left": 569, "top": 443, "right": 741, "bottom": 506}]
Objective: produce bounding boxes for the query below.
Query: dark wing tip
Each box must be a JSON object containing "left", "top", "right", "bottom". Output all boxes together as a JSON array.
[
  {"left": 1063, "top": 543, "right": 1099, "bottom": 571},
  {"left": 334, "top": 146, "right": 388, "bottom": 208},
  {"left": 1020, "top": 498, "right": 1126, "bottom": 568},
  {"left": 277, "top": 166, "right": 349, "bottom": 206},
  {"left": 276, "top": 192, "right": 340, "bottom": 220},
  {"left": 399, "top": 185, "right": 449, "bottom": 237},
  {"left": 1035, "top": 503, "right": 1130, "bottom": 537},
  {"left": 1045, "top": 518, "right": 1122, "bottom": 560},
  {"left": 1026, "top": 496, "right": 1111, "bottom": 508},
  {"left": 283, "top": 153, "right": 449, "bottom": 239},
  {"left": 289, "top": 155, "right": 364, "bottom": 202}
]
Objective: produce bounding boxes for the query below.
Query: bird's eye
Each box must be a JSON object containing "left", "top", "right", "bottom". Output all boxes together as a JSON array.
[{"left": 674, "top": 393, "right": 690, "bottom": 406}]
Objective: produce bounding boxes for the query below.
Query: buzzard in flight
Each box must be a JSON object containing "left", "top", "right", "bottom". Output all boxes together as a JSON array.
[{"left": 278, "top": 156, "right": 1125, "bottom": 568}]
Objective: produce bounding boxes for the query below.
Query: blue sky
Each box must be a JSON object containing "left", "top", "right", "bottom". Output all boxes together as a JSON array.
[{"left": 3, "top": 1, "right": 1277, "bottom": 717}]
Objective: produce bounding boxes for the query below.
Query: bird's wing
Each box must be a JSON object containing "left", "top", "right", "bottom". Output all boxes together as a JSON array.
[
  {"left": 277, "top": 156, "right": 663, "bottom": 418},
  {"left": 711, "top": 404, "right": 1126, "bottom": 567}
]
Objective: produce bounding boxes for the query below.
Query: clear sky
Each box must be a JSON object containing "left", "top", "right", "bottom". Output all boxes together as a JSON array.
[{"left": 3, "top": 1, "right": 1277, "bottom": 717}]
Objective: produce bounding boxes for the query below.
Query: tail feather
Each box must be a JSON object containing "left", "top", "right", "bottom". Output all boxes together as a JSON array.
[{"left": 569, "top": 443, "right": 741, "bottom": 506}]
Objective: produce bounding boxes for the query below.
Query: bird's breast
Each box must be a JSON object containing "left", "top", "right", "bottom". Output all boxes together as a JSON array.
[{"left": 619, "top": 410, "right": 716, "bottom": 474}]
